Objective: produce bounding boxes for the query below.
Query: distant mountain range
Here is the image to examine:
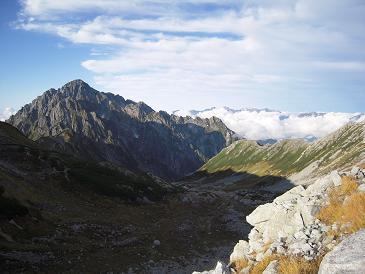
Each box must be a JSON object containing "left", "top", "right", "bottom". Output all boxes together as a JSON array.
[
  {"left": 173, "top": 107, "right": 365, "bottom": 141},
  {"left": 7, "top": 80, "right": 236, "bottom": 181}
]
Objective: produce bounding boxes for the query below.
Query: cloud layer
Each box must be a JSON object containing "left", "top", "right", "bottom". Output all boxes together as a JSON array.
[
  {"left": 0, "top": 107, "right": 15, "bottom": 121},
  {"left": 15, "top": 0, "right": 365, "bottom": 112},
  {"left": 174, "top": 107, "right": 365, "bottom": 140}
]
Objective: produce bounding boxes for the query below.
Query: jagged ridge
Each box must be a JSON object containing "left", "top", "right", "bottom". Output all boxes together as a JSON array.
[
  {"left": 201, "top": 121, "right": 365, "bottom": 180},
  {"left": 7, "top": 80, "right": 236, "bottom": 181}
]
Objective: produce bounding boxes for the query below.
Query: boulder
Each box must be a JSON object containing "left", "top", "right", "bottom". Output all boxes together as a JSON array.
[
  {"left": 230, "top": 240, "right": 250, "bottom": 262},
  {"left": 246, "top": 203, "right": 275, "bottom": 226},
  {"left": 304, "top": 175, "right": 333, "bottom": 196},
  {"left": 262, "top": 260, "right": 279, "bottom": 274},
  {"left": 330, "top": 170, "right": 342, "bottom": 186},
  {"left": 351, "top": 166, "right": 360, "bottom": 176},
  {"left": 318, "top": 229, "right": 365, "bottom": 274},
  {"left": 273, "top": 185, "right": 305, "bottom": 203}
]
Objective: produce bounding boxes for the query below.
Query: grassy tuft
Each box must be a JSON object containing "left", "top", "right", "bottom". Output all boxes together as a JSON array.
[
  {"left": 250, "top": 255, "right": 277, "bottom": 274},
  {"left": 317, "top": 176, "right": 365, "bottom": 235},
  {"left": 278, "top": 255, "right": 323, "bottom": 274},
  {"left": 233, "top": 254, "right": 323, "bottom": 274},
  {"left": 232, "top": 258, "right": 250, "bottom": 272}
]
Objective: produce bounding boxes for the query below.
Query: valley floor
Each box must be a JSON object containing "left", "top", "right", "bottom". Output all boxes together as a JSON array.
[{"left": 1, "top": 184, "right": 275, "bottom": 273}]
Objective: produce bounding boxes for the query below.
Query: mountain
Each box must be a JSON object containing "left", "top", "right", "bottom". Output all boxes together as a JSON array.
[
  {"left": 197, "top": 121, "right": 365, "bottom": 187},
  {"left": 7, "top": 80, "right": 236, "bottom": 181},
  {"left": 0, "top": 121, "right": 258, "bottom": 273},
  {"left": 0, "top": 121, "right": 172, "bottom": 205},
  {"left": 173, "top": 107, "right": 365, "bottom": 141}
]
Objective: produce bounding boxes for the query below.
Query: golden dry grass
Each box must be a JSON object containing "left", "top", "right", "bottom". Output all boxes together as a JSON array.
[
  {"left": 250, "top": 255, "right": 278, "bottom": 274},
  {"left": 317, "top": 176, "right": 365, "bottom": 235},
  {"left": 233, "top": 176, "right": 364, "bottom": 274},
  {"left": 277, "top": 255, "right": 323, "bottom": 274},
  {"left": 232, "top": 258, "right": 249, "bottom": 272},
  {"left": 234, "top": 254, "right": 322, "bottom": 274}
]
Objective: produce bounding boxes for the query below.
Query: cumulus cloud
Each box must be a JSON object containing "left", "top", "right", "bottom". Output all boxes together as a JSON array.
[
  {"left": 174, "top": 107, "right": 365, "bottom": 140},
  {"left": 0, "top": 107, "right": 16, "bottom": 121},
  {"left": 15, "top": 0, "right": 365, "bottom": 112}
]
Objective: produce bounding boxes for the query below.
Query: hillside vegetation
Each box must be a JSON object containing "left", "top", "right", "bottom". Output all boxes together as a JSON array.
[{"left": 201, "top": 121, "right": 365, "bottom": 179}]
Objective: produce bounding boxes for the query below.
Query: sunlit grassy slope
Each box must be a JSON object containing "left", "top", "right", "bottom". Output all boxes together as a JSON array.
[{"left": 201, "top": 121, "right": 365, "bottom": 177}]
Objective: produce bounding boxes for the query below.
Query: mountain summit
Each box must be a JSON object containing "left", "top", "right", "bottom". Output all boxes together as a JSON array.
[{"left": 7, "top": 80, "right": 236, "bottom": 181}]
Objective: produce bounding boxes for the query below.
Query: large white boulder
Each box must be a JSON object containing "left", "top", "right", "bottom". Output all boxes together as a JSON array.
[
  {"left": 246, "top": 186, "right": 308, "bottom": 242},
  {"left": 318, "top": 229, "right": 365, "bottom": 274},
  {"left": 230, "top": 240, "right": 250, "bottom": 263}
]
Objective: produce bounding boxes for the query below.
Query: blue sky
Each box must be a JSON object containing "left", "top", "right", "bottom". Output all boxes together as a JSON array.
[{"left": 1, "top": 0, "right": 365, "bottom": 119}]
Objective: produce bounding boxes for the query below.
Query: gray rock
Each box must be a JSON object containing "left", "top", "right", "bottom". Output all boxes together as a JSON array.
[
  {"left": 230, "top": 240, "right": 250, "bottom": 263},
  {"left": 318, "top": 229, "right": 365, "bottom": 274},
  {"left": 358, "top": 184, "right": 365, "bottom": 192},
  {"left": 294, "top": 230, "right": 307, "bottom": 240},
  {"left": 330, "top": 170, "right": 342, "bottom": 186},
  {"left": 263, "top": 260, "right": 278, "bottom": 274},
  {"left": 351, "top": 166, "right": 360, "bottom": 176}
]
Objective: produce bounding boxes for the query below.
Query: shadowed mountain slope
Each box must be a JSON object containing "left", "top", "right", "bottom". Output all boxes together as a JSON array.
[
  {"left": 0, "top": 121, "right": 174, "bottom": 205},
  {"left": 7, "top": 80, "right": 236, "bottom": 181}
]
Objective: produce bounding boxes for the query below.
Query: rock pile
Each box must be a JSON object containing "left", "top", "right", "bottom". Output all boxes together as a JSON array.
[
  {"left": 193, "top": 166, "right": 365, "bottom": 274},
  {"left": 234, "top": 171, "right": 341, "bottom": 264}
]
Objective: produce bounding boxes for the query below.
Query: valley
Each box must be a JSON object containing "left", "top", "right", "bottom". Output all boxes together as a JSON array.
[
  {"left": 1, "top": 80, "right": 365, "bottom": 274},
  {"left": 0, "top": 120, "right": 271, "bottom": 273}
]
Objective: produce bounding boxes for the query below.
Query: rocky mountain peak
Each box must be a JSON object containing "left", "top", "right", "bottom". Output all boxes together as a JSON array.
[
  {"left": 7, "top": 80, "right": 236, "bottom": 181},
  {"left": 58, "top": 79, "right": 100, "bottom": 101},
  {"left": 61, "top": 79, "right": 91, "bottom": 92}
]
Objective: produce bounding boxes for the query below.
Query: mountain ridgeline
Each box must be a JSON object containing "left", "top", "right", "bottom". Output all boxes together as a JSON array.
[
  {"left": 200, "top": 120, "right": 365, "bottom": 183},
  {"left": 7, "top": 80, "right": 236, "bottom": 181}
]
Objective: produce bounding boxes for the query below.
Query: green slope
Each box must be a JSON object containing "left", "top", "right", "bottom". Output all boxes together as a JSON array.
[{"left": 201, "top": 121, "right": 365, "bottom": 177}]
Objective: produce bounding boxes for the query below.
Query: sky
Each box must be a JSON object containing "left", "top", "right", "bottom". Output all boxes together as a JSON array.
[{"left": 1, "top": 0, "right": 365, "bottom": 120}]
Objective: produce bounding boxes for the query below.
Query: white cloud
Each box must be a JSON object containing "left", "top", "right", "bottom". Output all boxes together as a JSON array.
[
  {"left": 15, "top": 0, "right": 365, "bottom": 112},
  {"left": 174, "top": 107, "right": 364, "bottom": 140},
  {"left": 0, "top": 107, "right": 16, "bottom": 121}
]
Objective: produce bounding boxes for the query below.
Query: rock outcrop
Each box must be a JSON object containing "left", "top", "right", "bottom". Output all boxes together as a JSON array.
[
  {"left": 193, "top": 166, "right": 365, "bottom": 274},
  {"left": 232, "top": 172, "right": 337, "bottom": 263},
  {"left": 318, "top": 229, "right": 365, "bottom": 274},
  {"left": 7, "top": 80, "right": 236, "bottom": 181}
]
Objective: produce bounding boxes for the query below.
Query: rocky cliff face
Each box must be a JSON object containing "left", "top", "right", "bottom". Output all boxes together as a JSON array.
[{"left": 7, "top": 80, "right": 236, "bottom": 181}]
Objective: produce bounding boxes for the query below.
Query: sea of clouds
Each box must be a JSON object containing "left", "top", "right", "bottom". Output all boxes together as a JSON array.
[{"left": 174, "top": 107, "right": 365, "bottom": 141}]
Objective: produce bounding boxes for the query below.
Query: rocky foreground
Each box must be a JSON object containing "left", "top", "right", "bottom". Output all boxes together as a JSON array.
[{"left": 194, "top": 166, "right": 365, "bottom": 274}]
